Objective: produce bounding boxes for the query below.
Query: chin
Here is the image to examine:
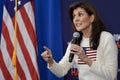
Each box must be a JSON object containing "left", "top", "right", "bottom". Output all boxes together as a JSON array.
[{"left": 76, "top": 28, "right": 82, "bottom": 32}]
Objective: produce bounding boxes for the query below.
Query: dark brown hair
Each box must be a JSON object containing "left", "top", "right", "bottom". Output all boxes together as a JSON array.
[{"left": 68, "top": 1, "right": 106, "bottom": 49}]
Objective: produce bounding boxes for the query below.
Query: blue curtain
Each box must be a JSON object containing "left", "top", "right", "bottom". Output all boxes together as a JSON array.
[{"left": 34, "top": 0, "right": 63, "bottom": 80}]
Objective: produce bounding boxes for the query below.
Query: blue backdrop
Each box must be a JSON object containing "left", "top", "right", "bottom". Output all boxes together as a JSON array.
[
  {"left": 0, "top": 0, "right": 120, "bottom": 80},
  {"left": 34, "top": 0, "right": 63, "bottom": 80}
]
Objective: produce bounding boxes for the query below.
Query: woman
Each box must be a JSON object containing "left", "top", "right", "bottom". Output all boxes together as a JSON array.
[{"left": 41, "top": 1, "right": 118, "bottom": 80}]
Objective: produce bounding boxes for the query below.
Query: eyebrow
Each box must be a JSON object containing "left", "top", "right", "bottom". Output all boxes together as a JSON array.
[{"left": 73, "top": 11, "right": 86, "bottom": 15}]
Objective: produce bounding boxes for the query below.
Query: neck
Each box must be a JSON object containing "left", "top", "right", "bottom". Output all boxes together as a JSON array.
[
  {"left": 83, "top": 32, "right": 91, "bottom": 38},
  {"left": 82, "top": 25, "right": 92, "bottom": 38}
]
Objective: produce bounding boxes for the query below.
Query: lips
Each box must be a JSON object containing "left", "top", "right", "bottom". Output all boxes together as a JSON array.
[{"left": 76, "top": 23, "right": 82, "bottom": 27}]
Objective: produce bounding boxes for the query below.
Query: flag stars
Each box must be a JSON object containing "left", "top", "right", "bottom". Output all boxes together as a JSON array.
[
  {"left": 14, "top": 7, "right": 16, "bottom": 11},
  {"left": 14, "top": 0, "right": 21, "bottom": 11},
  {"left": 18, "top": 0, "right": 21, "bottom": 5}
]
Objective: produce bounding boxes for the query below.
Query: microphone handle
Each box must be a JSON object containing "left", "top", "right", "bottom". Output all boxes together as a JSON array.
[{"left": 69, "top": 53, "right": 74, "bottom": 62}]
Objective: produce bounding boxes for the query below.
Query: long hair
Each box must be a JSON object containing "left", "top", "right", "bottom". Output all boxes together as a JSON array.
[{"left": 68, "top": 1, "right": 106, "bottom": 49}]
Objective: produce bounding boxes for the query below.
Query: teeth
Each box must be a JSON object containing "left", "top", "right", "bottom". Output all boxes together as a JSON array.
[{"left": 76, "top": 23, "right": 81, "bottom": 27}]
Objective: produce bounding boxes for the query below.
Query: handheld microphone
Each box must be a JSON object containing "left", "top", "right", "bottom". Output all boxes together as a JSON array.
[{"left": 69, "top": 32, "right": 80, "bottom": 62}]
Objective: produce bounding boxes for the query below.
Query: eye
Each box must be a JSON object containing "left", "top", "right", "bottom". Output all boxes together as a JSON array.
[{"left": 78, "top": 12, "right": 83, "bottom": 17}]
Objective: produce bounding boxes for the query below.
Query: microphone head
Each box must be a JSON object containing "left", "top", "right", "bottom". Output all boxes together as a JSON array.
[
  {"left": 73, "top": 32, "right": 80, "bottom": 38},
  {"left": 72, "top": 32, "right": 80, "bottom": 44}
]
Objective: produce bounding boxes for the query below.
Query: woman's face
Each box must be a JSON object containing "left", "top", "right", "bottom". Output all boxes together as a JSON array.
[{"left": 73, "top": 7, "right": 94, "bottom": 32}]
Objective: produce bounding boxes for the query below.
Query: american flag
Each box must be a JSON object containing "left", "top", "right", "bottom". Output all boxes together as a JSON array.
[
  {"left": 0, "top": 0, "right": 39, "bottom": 80},
  {"left": 78, "top": 47, "right": 97, "bottom": 64}
]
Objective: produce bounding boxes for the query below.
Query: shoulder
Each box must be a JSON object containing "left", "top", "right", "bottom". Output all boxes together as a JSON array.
[
  {"left": 99, "top": 31, "right": 115, "bottom": 44},
  {"left": 98, "top": 31, "right": 117, "bottom": 50},
  {"left": 101, "top": 31, "right": 113, "bottom": 37},
  {"left": 100, "top": 31, "right": 113, "bottom": 39}
]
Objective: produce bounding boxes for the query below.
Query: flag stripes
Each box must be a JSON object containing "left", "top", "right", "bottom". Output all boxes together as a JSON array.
[
  {"left": 0, "top": 68, "right": 5, "bottom": 80},
  {"left": 2, "top": 20, "right": 26, "bottom": 80},
  {"left": 0, "top": 0, "right": 39, "bottom": 80},
  {"left": 0, "top": 50, "right": 13, "bottom": 80},
  {"left": 78, "top": 47, "right": 97, "bottom": 64}
]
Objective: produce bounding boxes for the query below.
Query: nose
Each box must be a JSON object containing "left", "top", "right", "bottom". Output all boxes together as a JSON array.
[{"left": 74, "top": 16, "right": 80, "bottom": 22}]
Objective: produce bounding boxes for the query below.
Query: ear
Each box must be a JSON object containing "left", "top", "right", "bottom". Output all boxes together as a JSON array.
[{"left": 90, "top": 14, "right": 94, "bottom": 23}]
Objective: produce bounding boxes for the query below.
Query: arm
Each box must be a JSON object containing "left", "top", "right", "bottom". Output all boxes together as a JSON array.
[
  {"left": 90, "top": 33, "right": 118, "bottom": 80},
  {"left": 48, "top": 43, "right": 75, "bottom": 77}
]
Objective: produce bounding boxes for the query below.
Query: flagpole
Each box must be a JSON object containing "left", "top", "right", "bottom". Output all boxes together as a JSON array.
[{"left": 12, "top": 0, "right": 18, "bottom": 80}]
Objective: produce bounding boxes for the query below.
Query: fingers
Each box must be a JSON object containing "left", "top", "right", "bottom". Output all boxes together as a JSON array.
[
  {"left": 43, "top": 46, "right": 50, "bottom": 52},
  {"left": 41, "top": 46, "right": 51, "bottom": 56},
  {"left": 41, "top": 46, "right": 53, "bottom": 62},
  {"left": 70, "top": 44, "right": 87, "bottom": 60},
  {"left": 70, "top": 44, "right": 80, "bottom": 52},
  {"left": 70, "top": 44, "right": 85, "bottom": 56}
]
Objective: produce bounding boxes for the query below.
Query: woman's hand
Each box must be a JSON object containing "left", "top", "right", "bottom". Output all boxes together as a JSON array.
[
  {"left": 70, "top": 44, "right": 86, "bottom": 60},
  {"left": 70, "top": 44, "right": 92, "bottom": 66},
  {"left": 41, "top": 46, "right": 54, "bottom": 67}
]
